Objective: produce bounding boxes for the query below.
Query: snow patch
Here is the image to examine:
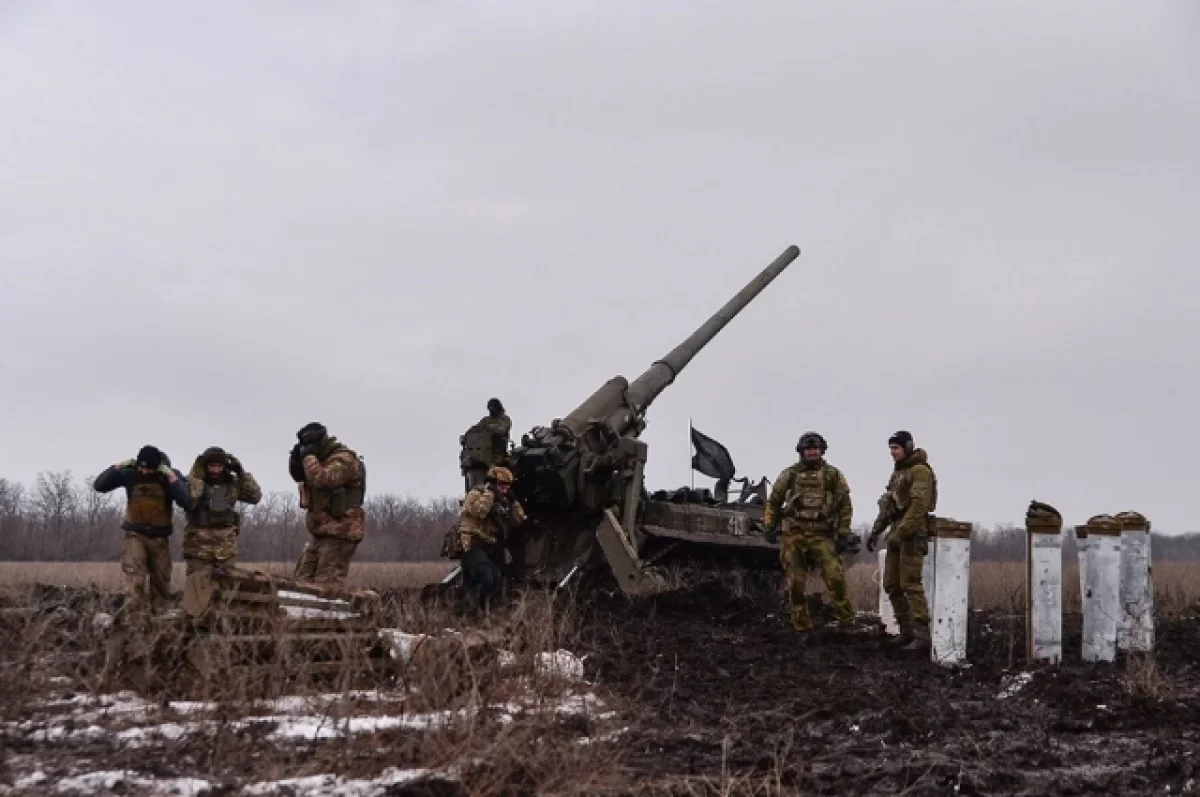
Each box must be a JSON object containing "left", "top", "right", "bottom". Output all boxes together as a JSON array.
[
  {"left": 997, "top": 672, "right": 1034, "bottom": 699},
  {"left": 536, "top": 650, "right": 587, "bottom": 680},
  {"left": 282, "top": 606, "right": 359, "bottom": 620},
  {"left": 52, "top": 770, "right": 210, "bottom": 795},
  {"left": 242, "top": 766, "right": 452, "bottom": 796}
]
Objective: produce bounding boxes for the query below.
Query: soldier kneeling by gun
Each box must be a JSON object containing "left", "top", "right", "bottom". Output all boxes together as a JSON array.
[{"left": 451, "top": 465, "right": 526, "bottom": 616}]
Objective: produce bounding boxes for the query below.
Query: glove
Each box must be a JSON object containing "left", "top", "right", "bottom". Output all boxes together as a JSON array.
[
  {"left": 156, "top": 463, "right": 174, "bottom": 479},
  {"left": 866, "top": 531, "right": 880, "bottom": 553},
  {"left": 764, "top": 523, "right": 779, "bottom": 545},
  {"left": 836, "top": 533, "right": 861, "bottom": 556},
  {"left": 288, "top": 445, "right": 306, "bottom": 483},
  {"left": 295, "top": 443, "right": 320, "bottom": 460},
  {"left": 227, "top": 455, "right": 244, "bottom": 476}
]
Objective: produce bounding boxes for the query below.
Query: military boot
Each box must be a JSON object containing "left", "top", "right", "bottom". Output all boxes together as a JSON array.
[
  {"left": 901, "top": 623, "right": 931, "bottom": 653},
  {"left": 887, "top": 621, "right": 914, "bottom": 645}
]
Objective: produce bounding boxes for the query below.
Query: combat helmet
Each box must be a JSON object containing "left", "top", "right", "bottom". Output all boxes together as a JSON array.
[
  {"left": 296, "top": 422, "right": 327, "bottom": 446},
  {"left": 796, "top": 431, "right": 827, "bottom": 454}
]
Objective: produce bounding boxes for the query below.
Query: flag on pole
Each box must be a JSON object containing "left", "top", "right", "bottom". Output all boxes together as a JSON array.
[{"left": 690, "top": 425, "right": 736, "bottom": 481}]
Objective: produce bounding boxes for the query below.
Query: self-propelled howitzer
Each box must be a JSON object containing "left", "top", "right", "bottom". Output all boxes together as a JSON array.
[{"left": 502, "top": 245, "right": 800, "bottom": 595}]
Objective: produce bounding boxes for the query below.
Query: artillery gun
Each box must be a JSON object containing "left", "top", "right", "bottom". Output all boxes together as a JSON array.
[{"left": 446, "top": 245, "right": 800, "bottom": 597}]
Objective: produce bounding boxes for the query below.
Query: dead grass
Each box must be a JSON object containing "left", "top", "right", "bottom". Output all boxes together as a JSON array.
[
  {"left": 1, "top": 559, "right": 1197, "bottom": 615},
  {"left": 837, "top": 561, "right": 1200, "bottom": 616},
  {"left": 0, "top": 561, "right": 455, "bottom": 592},
  {"left": 0, "top": 577, "right": 627, "bottom": 795}
]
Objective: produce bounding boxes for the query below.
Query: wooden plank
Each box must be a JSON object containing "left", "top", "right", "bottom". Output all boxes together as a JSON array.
[
  {"left": 223, "top": 659, "right": 393, "bottom": 676},
  {"left": 212, "top": 590, "right": 356, "bottom": 613},
  {"left": 198, "top": 632, "right": 381, "bottom": 644}
]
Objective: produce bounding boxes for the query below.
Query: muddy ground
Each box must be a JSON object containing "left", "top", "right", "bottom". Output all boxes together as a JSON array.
[
  {"left": 577, "top": 580, "right": 1200, "bottom": 795},
  {"left": 2, "top": 579, "right": 1199, "bottom": 795}
]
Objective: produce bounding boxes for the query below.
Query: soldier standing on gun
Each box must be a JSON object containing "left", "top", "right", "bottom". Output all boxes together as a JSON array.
[
  {"left": 182, "top": 446, "right": 262, "bottom": 578},
  {"left": 456, "top": 465, "right": 526, "bottom": 616},
  {"left": 762, "top": 432, "right": 859, "bottom": 633},
  {"left": 289, "top": 422, "right": 368, "bottom": 587},
  {"left": 92, "top": 445, "right": 193, "bottom": 624},
  {"left": 867, "top": 430, "right": 937, "bottom": 652},
  {"left": 459, "top": 398, "right": 511, "bottom": 490}
]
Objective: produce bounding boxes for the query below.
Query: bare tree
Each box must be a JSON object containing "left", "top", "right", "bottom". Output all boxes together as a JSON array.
[
  {"left": 78, "top": 474, "right": 119, "bottom": 556},
  {"left": 6, "top": 469, "right": 1190, "bottom": 564},
  {"left": 31, "top": 471, "right": 80, "bottom": 559}
]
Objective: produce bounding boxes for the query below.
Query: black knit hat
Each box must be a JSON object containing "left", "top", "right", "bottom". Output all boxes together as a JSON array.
[
  {"left": 888, "top": 430, "right": 914, "bottom": 453},
  {"left": 136, "top": 445, "right": 163, "bottom": 470}
]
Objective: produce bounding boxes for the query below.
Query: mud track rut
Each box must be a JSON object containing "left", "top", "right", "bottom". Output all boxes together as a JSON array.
[{"left": 575, "top": 581, "right": 1200, "bottom": 796}]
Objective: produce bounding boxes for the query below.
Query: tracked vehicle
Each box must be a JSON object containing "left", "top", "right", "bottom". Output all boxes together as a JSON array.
[{"left": 448, "top": 245, "right": 801, "bottom": 597}]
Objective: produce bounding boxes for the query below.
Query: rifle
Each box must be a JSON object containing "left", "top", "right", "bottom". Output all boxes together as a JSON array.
[{"left": 867, "top": 493, "right": 898, "bottom": 551}]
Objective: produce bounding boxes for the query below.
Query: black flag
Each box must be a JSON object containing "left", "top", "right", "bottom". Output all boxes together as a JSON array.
[{"left": 691, "top": 426, "right": 736, "bottom": 481}]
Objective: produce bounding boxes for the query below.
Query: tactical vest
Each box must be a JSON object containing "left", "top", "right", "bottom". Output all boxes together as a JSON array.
[
  {"left": 125, "top": 476, "right": 172, "bottom": 530},
  {"left": 309, "top": 450, "right": 367, "bottom": 518},
  {"left": 785, "top": 464, "right": 838, "bottom": 526},
  {"left": 189, "top": 481, "right": 239, "bottom": 529}
]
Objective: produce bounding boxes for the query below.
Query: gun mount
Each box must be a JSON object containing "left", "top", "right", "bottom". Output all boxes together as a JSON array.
[{"left": 467, "top": 245, "right": 799, "bottom": 596}]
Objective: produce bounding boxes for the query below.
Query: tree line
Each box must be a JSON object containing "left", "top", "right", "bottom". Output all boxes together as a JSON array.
[
  {"left": 1, "top": 471, "right": 1197, "bottom": 563},
  {"left": 0, "top": 472, "right": 456, "bottom": 563}
]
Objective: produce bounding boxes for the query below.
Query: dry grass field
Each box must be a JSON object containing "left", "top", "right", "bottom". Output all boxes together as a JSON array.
[
  {"left": 3, "top": 556, "right": 1200, "bottom": 793},
  {"left": 2, "top": 559, "right": 1197, "bottom": 614},
  {"left": 0, "top": 561, "right": 456, "bottom": 593}
]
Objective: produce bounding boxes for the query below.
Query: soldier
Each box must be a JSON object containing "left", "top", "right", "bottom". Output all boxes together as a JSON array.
[
  {"left": 456, "top": 465, "right": 526, "bottom": 615},
  {"left": 867, "top": 430, "right": 937, "bottom": 652},
  {"left": 289, "top": 422, "right": 367, "bottom": 586},
  {"left": 182, "top": 446, "right": 262, "bottom": 577},
  {"left": 92, "top": 445, "right": 193, "bottom": 623},
  {"left": 763, "top": 432, "right": 859, "bottom": 632},
  {"left": 459, "top": 398, "right": 512, "bottom": 490}
]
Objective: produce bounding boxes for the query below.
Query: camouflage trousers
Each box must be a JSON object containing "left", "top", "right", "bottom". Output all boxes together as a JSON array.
[
  {"left": 182, "top": 526, "right": 238, "bottom": 576},
  {"left": 779, "top": 528, "right": 853, "bottom": 630},
  {"left": 294, "top": 536, "right": 358, "bottom": 586},
  {"left": 884, "top": 533, "right": 929, "bottom": 628},
  {"left": 120, "top": 532, "right": 173, "bottom": 621}
]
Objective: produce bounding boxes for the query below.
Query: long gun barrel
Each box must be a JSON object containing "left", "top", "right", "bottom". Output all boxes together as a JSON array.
[{"left": 561, "top": 245, "right": 801, "bottom": 438}]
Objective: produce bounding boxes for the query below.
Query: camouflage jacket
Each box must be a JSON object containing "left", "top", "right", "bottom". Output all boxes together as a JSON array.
[
  {"left": 302, "top": 446, "right": 367, "bottom": 542},
  {"left": 458, "top": 485, "right": 526, "bottom": 552},
  {"left": 764, "top": 460, "right": 852, "bottom": 536},
  {"left": 878, "top": 448, "right": 937, "bottom": 540},
  {"left": 479, "top": 413, "right": 511, "bottom": 461}
]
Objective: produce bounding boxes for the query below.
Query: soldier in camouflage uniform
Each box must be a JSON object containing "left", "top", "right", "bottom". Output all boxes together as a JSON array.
[
  {"left": 460, "top": 398, "right": 512, "bottom": 491},
  {"left": 289, "top": 422, "right": 367, "bottom": 586},
  {"left": 92, "top": 445, "right": 193, "bottom": 623},
  {"left": 867, "top": 431, "right": 937, "bottom": 652},
  {"left": 763, "top": 432, "right": 859, "bottom": 632},
  {"left": 182, "top": 446, "right": 262, "bottom": 576},
  {"left": 456, "top": 465, "right": 526, "bottom": 615}
]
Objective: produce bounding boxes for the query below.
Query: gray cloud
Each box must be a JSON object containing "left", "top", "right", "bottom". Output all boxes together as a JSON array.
[{"left": 1, "top": 1, "right": 1197, "bottom": 531}]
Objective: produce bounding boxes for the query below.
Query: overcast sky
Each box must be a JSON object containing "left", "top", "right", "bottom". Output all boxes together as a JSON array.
[{"left": 2, "top": 1, "right": 1198, "bottom": 533}]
